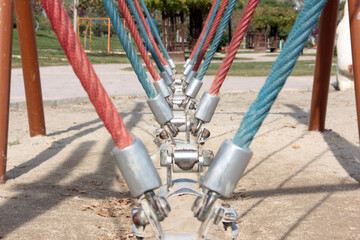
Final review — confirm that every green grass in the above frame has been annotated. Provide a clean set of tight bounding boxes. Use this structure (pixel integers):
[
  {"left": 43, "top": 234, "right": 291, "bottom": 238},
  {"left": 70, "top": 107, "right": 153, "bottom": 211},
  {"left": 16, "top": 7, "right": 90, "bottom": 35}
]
[
  {"left": 263, "top": 53, "right": 317, "bottom": 57},
  {"left": 124, "top": 60, "right": 336, "bottom": 76},
  {"left": 11, "top": 29, "right": 333, "bottom": 77},
  {"left": 12, "top": 29, "right": 130, "bottom": 68}
]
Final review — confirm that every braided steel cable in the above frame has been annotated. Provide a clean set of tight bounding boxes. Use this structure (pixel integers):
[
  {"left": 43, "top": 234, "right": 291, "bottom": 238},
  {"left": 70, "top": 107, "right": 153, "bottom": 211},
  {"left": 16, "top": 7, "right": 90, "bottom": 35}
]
[
  {"left": 188, "top": 0, "right": 221, "bottom": 65},
  {"left": 132, "top": 0, "right": 168, "bottom": 68},
  {"left": 197, "top": 0, "right": 238, "bottom": 81},
  {"left": 125, "top": 0, "right": 165, "bottom": 73},
  {"left": 102, "top": 0, "right": 156, "bottom": 98},
  {"left": 233, "top": 0, "right": 328, "bottom": 148},
  {"left": 193, "top": 0, "right": 229, "bottom": 71},
  {"left": 117, "top": 0, "right": 160, "bottom": 81},
  {"left": 40, "top": 0, "right": 133, "bottom": 149},
  {"left": 209, "top": 0, "right": 259, "bottom": 96},
  {"left": 139, "top": 0, "right": 171, "bottom": 61}
]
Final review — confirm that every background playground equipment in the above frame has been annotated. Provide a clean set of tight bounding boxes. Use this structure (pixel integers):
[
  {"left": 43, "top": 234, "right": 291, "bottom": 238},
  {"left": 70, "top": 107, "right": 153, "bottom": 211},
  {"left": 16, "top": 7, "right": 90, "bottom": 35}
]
[
  {"left": 1, "top": 0, "right": 360, "bottom": 238},
  {"left": 77, "top": 17, "right": 112, "bottom": 53},
  {"left": 76, "top": 17, "right": 136, "bottom": 53}
]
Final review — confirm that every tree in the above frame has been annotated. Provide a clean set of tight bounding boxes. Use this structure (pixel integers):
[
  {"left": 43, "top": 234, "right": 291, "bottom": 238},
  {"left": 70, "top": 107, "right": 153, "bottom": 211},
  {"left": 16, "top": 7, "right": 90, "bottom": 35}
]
[
  {"left": 145, "top": 0, "right": 212, "bottom": 44},
  {"left": 252, "top": 0, "right": 297, "bottom": 41}
]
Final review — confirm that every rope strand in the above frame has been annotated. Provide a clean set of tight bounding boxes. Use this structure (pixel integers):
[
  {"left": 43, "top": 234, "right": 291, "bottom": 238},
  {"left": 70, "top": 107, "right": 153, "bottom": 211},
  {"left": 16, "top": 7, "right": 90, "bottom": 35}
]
[
  {"left": 209, "top": 0, "right": 259, "bottom": 96},
  {"left": 102, "top": 0, "right": 156, "bottom": 98},
  {"left": 233, "top": 0, "right": 328, "bottom": 148},
  {"left": 117, "top": 0, "right": 160, "bottom": 81},
  {"left": 193, "top": 0, "right": 229, "bottom": 71},
  {"left": 40, "top": 0, "right": 133, "bottom": 149},
  {"left": 197, "top": 0, "right": 238, "bottom": 81},
  {"left": 133, "top": 0, "right": 167, "bottom": 67}
]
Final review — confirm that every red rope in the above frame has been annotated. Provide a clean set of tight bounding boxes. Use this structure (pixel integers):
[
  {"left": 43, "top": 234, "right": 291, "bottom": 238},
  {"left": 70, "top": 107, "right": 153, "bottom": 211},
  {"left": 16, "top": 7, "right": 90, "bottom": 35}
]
[
  {"left": 209, "top": 0, "right": 259, "bottom": 96},
  {"left": 133, "top": 0, "right": 168, "bottom": 67},
  {"left": 40, "top": 0, "right": 133, "bottom": 149},
  {"left": 193, "top": 0, "right": 229, "bottom": 71},
  {"left": 117, "top": 0, "right": 160, "bottom": 82},
  {"left": 188, "top": 0, "right": 218, "bottom": 61}
]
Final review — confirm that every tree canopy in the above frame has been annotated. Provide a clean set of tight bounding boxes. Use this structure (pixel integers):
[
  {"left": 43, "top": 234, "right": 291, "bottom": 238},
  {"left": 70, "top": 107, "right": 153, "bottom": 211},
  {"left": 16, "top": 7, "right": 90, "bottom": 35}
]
[{"left": 252, "top": 0, "right": 297, "bottom": 39}]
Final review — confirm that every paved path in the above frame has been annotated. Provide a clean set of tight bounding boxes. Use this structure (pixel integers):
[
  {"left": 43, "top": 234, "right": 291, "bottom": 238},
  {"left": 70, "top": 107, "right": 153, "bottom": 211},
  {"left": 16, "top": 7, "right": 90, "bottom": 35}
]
[
  {"left": 10, "top": 63, "right": 336, "bottom": 103},
  {"left": 10, "top": 49, "right": 335, "bottom": 103}
]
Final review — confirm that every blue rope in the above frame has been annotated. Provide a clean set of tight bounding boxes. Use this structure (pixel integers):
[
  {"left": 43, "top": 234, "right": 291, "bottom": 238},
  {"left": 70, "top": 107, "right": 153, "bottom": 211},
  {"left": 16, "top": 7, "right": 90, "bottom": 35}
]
[
  {"left": 197, "top": 0, "right": 237, "bottom": 81},
  {"left": 189, "top": 0, "right": 221, "bottom": 66},
  {"left": 139, "top": 0, "right": 171, "bottom": 61},
  {"left": 233, "top": 0, "right": 328, "bottom": 148},
  {"left": 126, "top": 0, "right": 165, "bottom": 72},
  {"left": 102, "top": 0, "right": 156, "bottom": 99}
]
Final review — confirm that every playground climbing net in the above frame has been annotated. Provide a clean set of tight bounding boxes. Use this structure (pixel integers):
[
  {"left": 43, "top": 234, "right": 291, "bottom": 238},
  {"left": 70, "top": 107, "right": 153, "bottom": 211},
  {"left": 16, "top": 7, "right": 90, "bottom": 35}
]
[{"left": 39, "top": 0, "right": 329, "bottom": 238}]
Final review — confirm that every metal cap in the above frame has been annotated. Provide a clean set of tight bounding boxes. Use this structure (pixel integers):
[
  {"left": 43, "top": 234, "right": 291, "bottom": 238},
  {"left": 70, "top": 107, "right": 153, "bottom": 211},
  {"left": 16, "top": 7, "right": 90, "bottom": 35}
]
[
  {"left": 113, "top": 139, "right": 162, "bottom": 197},
  {"left": 168, "top": 58, "right": 176, "bottom": 70},
  {"left": 164, "top": 65, "right": 174, "bottom": 80},
  {"left": 183, "top": 58, "right": 191, "bottom": 68},
  {"left": 202, "top": 139, "right": 252, "bottom": 197},
  {"left": 185, "top": 78, "right": 203, "bottom": 99},
  {"left": 154, "top": 78, "right": 171, "bottom": 98},
  {"left": 160, "top": 70, "right": 174, "bottom": 86},
  {"left": 182, "top": 63, "right": 193, "bottom": 76},
  {"left": 147, "top": 93, "right": 174, "bottom": 125},
  {"left": 184, "top": 70, "right": 198, "bottom": 85},
  {"left": 195, "top": 91, "right": 220, "bottom": 123}
]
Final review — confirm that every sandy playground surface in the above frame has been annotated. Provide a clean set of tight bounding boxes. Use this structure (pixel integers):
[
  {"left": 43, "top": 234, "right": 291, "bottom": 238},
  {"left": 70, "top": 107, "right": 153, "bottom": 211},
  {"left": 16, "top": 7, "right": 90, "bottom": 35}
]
[{"left": 1, "top": 89, "right": 360, "bottom": 239}]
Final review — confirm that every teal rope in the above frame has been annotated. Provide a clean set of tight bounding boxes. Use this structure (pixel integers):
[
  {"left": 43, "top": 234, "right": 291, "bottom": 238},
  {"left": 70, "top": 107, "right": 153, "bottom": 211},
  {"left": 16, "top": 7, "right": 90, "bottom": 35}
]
[
  {"left": 126, "top": 0, "right": 165, "bottom": 72},
  {"left": 197, "top": 0, "right": 237, "bottom": 81},
  {"left": 233, "top": 0, "right": 328, "bottom": 148},
  {"left": 189, "top": 0, "right": 221, "bottom": 66},
  {"left": 102, "top": 0, "right": 156, "bottom": 99},
  {"left": 139, "top": 0, "right": 171, "bottom": 61}
]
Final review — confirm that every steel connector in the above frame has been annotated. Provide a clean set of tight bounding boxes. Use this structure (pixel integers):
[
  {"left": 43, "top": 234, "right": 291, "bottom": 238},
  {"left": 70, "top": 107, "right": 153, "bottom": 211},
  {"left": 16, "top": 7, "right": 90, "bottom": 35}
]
[
  {"left": 164, "top": 65, "right": 175, "bottom": 81},
  {"left": 184, "top": 70, "right": 198, "bottom": 85},
  {"left": 182, "top": 63, "right": 193, "bottom": 76},
  {"left": 195, "top": 91, "right": 220, "bottom": 123},
  {"left": 202, "top": 139, "right": 253, "bottom": 197},
  {"left": 183, "top": 58, "right": 191, "bottom": 68},
  {"left": 160, "top": 70, "right": 174, "bottom": 86},
  {"left": 147, "top": 93, "right": 174, "bottom": 126},
  {"left": 168, "top": 58, "right": 176, "bottom": 71},
  {"left": 154, "top": 78, "right": 171, "bottom": 98},
  {"left": 113, "top": 139, "right": 162, "bottom": 197},
  {"left": 185, "top": 78, "right": 203, "bottom": 99}
]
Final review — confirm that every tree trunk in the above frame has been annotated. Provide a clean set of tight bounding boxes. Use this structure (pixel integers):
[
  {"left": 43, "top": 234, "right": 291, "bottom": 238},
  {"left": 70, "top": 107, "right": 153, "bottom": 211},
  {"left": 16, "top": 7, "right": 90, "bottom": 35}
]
[{"left": 189, "top": 7, "right": 203, "bottom": 46}]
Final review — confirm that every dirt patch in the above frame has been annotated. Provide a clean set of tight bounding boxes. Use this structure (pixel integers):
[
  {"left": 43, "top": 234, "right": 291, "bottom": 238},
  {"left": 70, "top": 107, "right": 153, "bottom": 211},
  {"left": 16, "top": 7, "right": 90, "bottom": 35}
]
[{"left": 1, "top": 90, "right": 359, "bottom": 239}]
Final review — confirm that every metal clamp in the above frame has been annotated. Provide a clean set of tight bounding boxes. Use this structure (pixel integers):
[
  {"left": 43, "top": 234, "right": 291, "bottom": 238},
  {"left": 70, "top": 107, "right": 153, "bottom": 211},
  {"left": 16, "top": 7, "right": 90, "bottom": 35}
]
[
  {"left": 113, "top": 139, "right": 162, "bottom": 197},
  {"left": 183, "top": 58, "right": 191, "bottom": 68},
  {"left": 154, "top": 78, "right": 171, "bottom": 98},
  {"left": 184, "top": 70, "right": 198, "bottom": 85},
  {"left": 147, "top": 93, "right": 174, "bottom": 126},
  {"left": 202, "top": 139, "right": 253, "bottom": 197},
  {"left": 195, "top": 91, "right": 220, "bottom": 123},
  {"left": 185, "top": 77, "right": 203, "bottom": 99},
  {"left": 182, "top": 63, "right": 193, "bottom": 76},
  {"left": 164, "top": 64, "right": 175, "bottom": 79},
  {"left": 160, "top": 70, "right": 174, "bottom": 86},
  {"left": 168, "top": 58, "right": 176, "bottom": 71}
]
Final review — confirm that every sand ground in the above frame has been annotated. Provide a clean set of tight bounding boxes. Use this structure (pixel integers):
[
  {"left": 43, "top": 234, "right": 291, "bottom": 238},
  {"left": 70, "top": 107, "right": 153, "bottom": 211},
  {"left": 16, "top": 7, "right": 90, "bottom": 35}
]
[{"left": 1, "top": 87, "right": 359, "bottom": 239}]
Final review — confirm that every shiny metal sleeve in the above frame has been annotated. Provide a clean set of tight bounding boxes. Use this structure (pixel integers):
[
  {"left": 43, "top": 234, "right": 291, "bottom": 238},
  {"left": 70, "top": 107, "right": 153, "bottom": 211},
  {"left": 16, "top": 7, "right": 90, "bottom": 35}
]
[
  {"left": 202, "top": 139, "right": 253, "bottom": 197},
  {"left": 113, "top": 139, "right": 162, "bottom": 197}
]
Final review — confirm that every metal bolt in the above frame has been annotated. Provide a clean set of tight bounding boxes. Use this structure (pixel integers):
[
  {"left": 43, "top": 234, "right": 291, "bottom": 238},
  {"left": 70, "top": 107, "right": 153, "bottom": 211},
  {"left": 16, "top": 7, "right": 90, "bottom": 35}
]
[
  {"left": 159, "top": 129, "right": 169, "bottom": 139},
  {"left": 214, "top": 207, "right": 225, "bottom": 225},
  {"left": 202, "top": 128, "right": 211, "bottom": 138}
]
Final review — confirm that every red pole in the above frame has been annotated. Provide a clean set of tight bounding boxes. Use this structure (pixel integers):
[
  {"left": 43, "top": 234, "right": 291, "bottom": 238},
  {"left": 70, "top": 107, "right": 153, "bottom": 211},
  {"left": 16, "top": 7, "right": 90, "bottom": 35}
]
[
  {"left": 348, "top": 0, "right": 360, "bottom": 140},
  {"left": 0, "top": 0, "right": 13, "bottom": 184},
  {"left": 14, "top": 0, "right": 46, "bottom": 137},
  {"left": 308, "top": 0, "right": 339, "bottom": 131}
]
